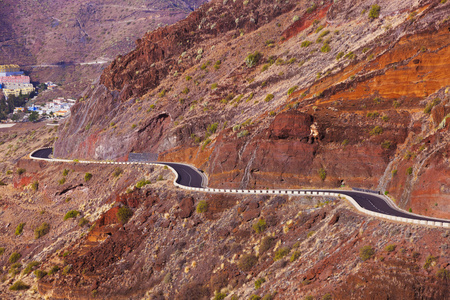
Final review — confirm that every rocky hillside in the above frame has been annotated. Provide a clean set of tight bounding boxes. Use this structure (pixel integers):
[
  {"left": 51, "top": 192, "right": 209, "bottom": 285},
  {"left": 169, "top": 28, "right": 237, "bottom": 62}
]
[
  {"left": 0, "top": 126, "right": 449, "bottom": 298},
  {"left": 0, "top": 0, "right": 208, "bottom": 96},
  {"left": 55, "top": 0, "right": 450, "bottom": 219}
]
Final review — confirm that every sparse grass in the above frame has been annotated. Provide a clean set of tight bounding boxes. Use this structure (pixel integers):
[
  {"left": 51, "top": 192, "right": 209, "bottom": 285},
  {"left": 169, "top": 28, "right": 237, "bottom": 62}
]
[
  {"left": 117, "top": 206, "right": 133, "bottom": 223},
  {"left": 274, "top": 247, "right": 290, "bottom": 261},
  {"left": 34, "top": 222, "right": 50, "bottom": 239},
  {"left": 9, "top": 252, "right": 21, "bottom": 264},
  {"left": 64, "top": 210, "right": 80, "bottom": 221},
  {"left": 359, "top": 245, "right": 375, "bottom": 261},
  {"left": 252, "top": 218, "right": 266, "bottom": 234},
  {"left": 15, "top": 223, "right": 25, "bottom": 236},
  {"left": 238, "top": 254, "right": 258, "bottom": 271},
  {"left": 196, "top": 201, "right": 208, "bottom": 213}
]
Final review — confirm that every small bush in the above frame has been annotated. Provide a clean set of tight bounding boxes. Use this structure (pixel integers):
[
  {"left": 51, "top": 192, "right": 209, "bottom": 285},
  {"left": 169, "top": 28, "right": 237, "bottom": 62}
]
[
  {"left": 424, "top": 255, "right": 436, "bottom": 269},
  {"left": 84, "top": 173, "right": 92, "bottom": 182},
  {"left": 59, "top": 177, "right": 66, "bottom": 185},
  {"left": 265, "top": 94, "right": 274, "bottom": 102},
  {"left": 64, "top": 210, "right": 80, "bottom": 221},
  {"left": 290, "top": 251, "right": 301, "bottom": 262},
  {"left": 117, "top": 206, "right": 133, "bottom": 223},
  {"left": 368, "top": 4, "right": 381, "bottom": 19},
  {"left": 48, "top": 265, "right": 60, "bottom": 275},
  {"left": 370, "top": 126, "right": 383, "bottom": 135},
  {"left": 321, "top": 43, "right": 331, "bottom": 53},
  {"left": 9, "top": 280, "right": 29, "bottom": 291},
  {"left": 136, "top": 179, "right": 151, "bottom": 188},
  {"left": 15, "top": 223, "right": 25, "bottom": 236},
  {"left": 255, "top": 277, "right": 266, "bottom": 289},
  {"left": 207, "top": 123, "right": 218, "bottom": 134},
  {"left": 214, "top": 292, "right": 227, "bottom": 300},
  {"left": 260, "top": 236, "right": 274, "bottom": 253},
  {"left": 315, "top": 25, "right": 324, "bottom": 33},
  {"left": 301, "top": 40, "right": 312, "bottom": 47},
  {"left": 385, "top": 244, "right": 396, "bottom": 252},
  {"left": 253, "top": 218, "right": 267, "bottom": 234},
  {"left": 237, "top": 130, "right": 249, "bottom": 138},
  {"left": 214, "top": 60, "right": 221, "bottom": 70},
  {"left": 245, "top": 51, "right": 262, "bottom": 68},
  {"left": 182, "top": 87, "right": 190, "bottom": 94},
  {"left": 34, "top": 222, "right": 50, "bottom": 239},
  {"left": 381, "top": 140, "right": 391, "bottom": 149},
  {"left": 436, "top": 268, "right": 450, "bottom": 280},
  {"left": 112, "top": 168, "right": 123, "bottom": 177},
  {"left": 23, "top": 261, "right": 40, "bottom": 275},
  {"left": 345, "top": 51, "right": 355, "bottom": 59},
  {"left": 62, "top": 169, "right": 69, "bottom": 176},
  {"left": 78, "top": 217, "right": 89, "bottom": 227},
  {"left": 197, "top": 201, "right": 208, "bottom": 213},
  {"left": 424, "top": 98, "right": 441, "bottom": 114},
  {"left": 0, "top": 247, "right": 5, "bottom": 255},
  {"left": 336, "top": 52, "right": 344, "bottom": 60},
  {"left": 274, "top": 247, "right": 290, "bottom": 261},
  {"left": 17, "top": 168, "right": 26, "bottom": 175},
  {"left": 31, "top": 181, "right": 39, "bottom": 191},
  {"left": 34, "top": 269, "right": 47, "bottom": 279},
  {"left": 62, "top": 265, "right": 72, "bottom": 275},
  {"left": 9, "top": 252, "right": 21, "bottom": 264},
  {"left": 287, "top": 86, "right": 298, "bottom": 95},
  {"left": 250, "top": 295, "right": 261, "bottom": 300},
  {"left": 211, "top": 83, "right": 218, "bottom": 89},
  {"left": 238, "top": 254, "right": 258, "bottom": 271},
  {"left": 318, "top": 168, "right": 327, "bottom": 181},
  {"left": 359, "top": 245, "right": 375, "bottom": 261},
  {"left": 406, "top": 167, "right": 413, "bottom": 175},
  {"left": 322, "top": 294, "right": 332, "bottom": 300}
]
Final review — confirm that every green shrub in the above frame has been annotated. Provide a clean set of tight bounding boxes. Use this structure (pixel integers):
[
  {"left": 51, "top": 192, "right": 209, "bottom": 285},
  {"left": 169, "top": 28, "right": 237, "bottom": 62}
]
[
  {"left": 250, "top": 295, "right": 261, "bottom": 300},
  {"left": 260, "top": 236, "right": 274, "bottom": 253},
  {"left": 158, "top": 89, "right": 166, "bottom": 98},
  {"left": 381, "top": 140, "right": 391, "bottom": 149},
  {"left": 253, "top": 218, "right": 267, "bottom": 234},
  {"left": 391, "top": 169, "right": 397, "bottom": 176},
  {"left": 207, "top": 123, "right": 219, "bottom": 134},
  {"left": 385, "top": 244, "right": 396, "bottom": 252},
  {"left": 287, "top": 86, "right": 298, "bottom": 95},
  {"left": 84, "top": 173, "right": 92, "bottom": 182},
  {"left": 321, "top": 43, "right": 331, "bottom": 53},
  {"left": 424, "top": 98, "right": 441, "bottom": 114},
  {"left": 136, "top": 179, "right": 151, "bottom": 188},
  {"left": 406, "top": 167, "right": 413, "bottom": 175},
  {"left": 274, "top": 247, "right": 290, "bottom": 261},
  {"left": 48, "top": 265, "right": 59, "bottom": 275},
  {"left": 265, "top": 94, "right": 274, "bottom": 102},
  {"left": 345, "top": 51, "right": 355, "bottom": 59},
  {"left": 9, "top": 252, "right": 21, "bottom": 264},
  {"left": 59, "top": 177, "right": 66, "bottom": 185},
  {"left": 359, "top": 245, "right": 375, "bottom": 261},
  {"left": 237, "top": 130, "right": 249, "bottom": 138},
  {"left": 315, "top": 25, "right": 324, "bottom": 33},
  {"left": 23, "top": 261, "right": 40, "bottom": 275},
  {"left": 78, "top": 217, "right": 89, "bottom": 227},
  {"left": 238, "top": 254, "right": 258, "bottom": 271},
  {"left": 0, "top": 247, "right": 5, "bottom": 255},
  {"left": 112, "top": 168, "right": 123, "bottom": 177},
  {"left": 34, "top": 269, "right": 47, "bottom": 279},
  {"left": 62, "top": 265, "right": 72, "bottom": 275},
  {"left": 368, "top": 4, "right": 381, "bottom": 19},
  {"left": 31, "top": 181, "right": 39, "bottom": 191},
  {"left": 15, "top": 223, "right": 25, "bottom": 236},
  {"left": 9, "top": 262, "right": 22, "bottom": 276},
  {"left": 245, "top": 51, "right": 262, "bottom": 68},
  {"left": 290, "top": 250, "right": 301, "bottom": 262},
  {"left": 424, "top": 255, "right": 436, "bottom": 269},
  {"left": 64, "top": 210, "right": 80, "bottom": 221},
  {"left": 117, "top": 206, "right": 133, "bottom": 223},
  {"left": 211, "top": 83, "right": 218, "bottom": 89},
  {"left": 370, "top": 126, "right": 383, "bottom": 135},
  {"left": 255, "top": 277, "right": 266, "bottom": 289},
  {"left": 214, "top": 60, "right": 222, "bottom": 70},
  {"left": 157, "top": 175, "right": 164, "bottom": 181},
  {"left": 202, "top": 138, "right": 212, "bottom": 150},
  {"left": 197, "top": 201, "right": 208, "bottom": 213},
  {"left": 185, "top": 75, "right": 192, "bottom": 81},
  {"left": 214, "top": 292, "right": 227, "bottom": 300},
  {"left": 9, "top": 280, "right": 29, "bottom": 291},
  {"left": 182, "top": 87, "right": 190, "bottom": 94},
  {"left": 62, "top": 169, "right": 69, "bottom": 176},
  {"left": 318, "top": 168, "right": 327, "bottom": 181},
  {"left": 17, "top": 168, "right": 26, "bottom": 175},
  {"left": 322, "top": 293, "right": 332, "bottom": 300},
  {"left": 34, "top": 222, "right": 50, "bottom": 239},
  {"left": 301, "top": 40, "right": 312, "bottom": 47},
  {"left": 306, "top": 4, "right": 317, "bottom": 13},
  {"left": 319, "top": 30, "right": 330, "bottom": 38}
]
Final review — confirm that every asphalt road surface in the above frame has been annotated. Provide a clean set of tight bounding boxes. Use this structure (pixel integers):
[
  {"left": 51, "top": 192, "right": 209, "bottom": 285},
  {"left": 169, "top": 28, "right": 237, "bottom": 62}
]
[{"left": 30, "top": 148, "right": 449, "bottom": 223}]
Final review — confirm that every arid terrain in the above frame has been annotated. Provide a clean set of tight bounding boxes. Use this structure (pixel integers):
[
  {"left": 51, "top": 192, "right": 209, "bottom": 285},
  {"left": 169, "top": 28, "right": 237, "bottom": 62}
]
[{"left": 0, "top": 0, "right": 449, "bottom": 299}]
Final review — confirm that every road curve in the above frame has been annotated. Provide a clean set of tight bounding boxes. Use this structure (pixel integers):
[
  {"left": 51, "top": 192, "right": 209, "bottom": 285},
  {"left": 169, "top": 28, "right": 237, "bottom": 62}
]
[{"left": 30, "top": 148, "right": 450, "bottom": 227}]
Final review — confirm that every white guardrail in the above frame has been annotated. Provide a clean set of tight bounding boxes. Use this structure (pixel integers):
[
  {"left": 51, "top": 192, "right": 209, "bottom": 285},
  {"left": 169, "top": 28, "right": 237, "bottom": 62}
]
[{"left": 29, "top": 150, "right": 450, "bottom": 229}]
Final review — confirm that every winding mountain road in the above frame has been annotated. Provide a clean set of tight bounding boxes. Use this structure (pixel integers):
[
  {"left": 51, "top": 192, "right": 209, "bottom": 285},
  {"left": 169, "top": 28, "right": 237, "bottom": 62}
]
[{"left": 30, "top": 148, "right": 450, "bottom": 228}]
